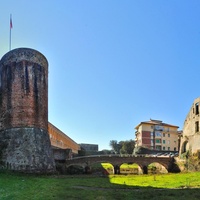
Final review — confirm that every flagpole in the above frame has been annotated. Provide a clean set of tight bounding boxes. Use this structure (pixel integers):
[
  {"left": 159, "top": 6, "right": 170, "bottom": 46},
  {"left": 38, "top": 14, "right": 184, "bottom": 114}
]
[{"left": 9, "top": 14, "right": 12, "bottom": 51}]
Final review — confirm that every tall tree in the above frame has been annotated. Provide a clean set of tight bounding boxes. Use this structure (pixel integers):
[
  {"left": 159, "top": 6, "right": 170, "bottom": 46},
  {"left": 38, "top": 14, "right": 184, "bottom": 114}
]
[
  {"left": 109, "top": 140, "right": 121, "bottom": 154},
  {"left": 109, "top": 139, "right": 135, "bottom": 154},
  {"left": 121, "top": 140, "right": 135, "bottom": 154}
]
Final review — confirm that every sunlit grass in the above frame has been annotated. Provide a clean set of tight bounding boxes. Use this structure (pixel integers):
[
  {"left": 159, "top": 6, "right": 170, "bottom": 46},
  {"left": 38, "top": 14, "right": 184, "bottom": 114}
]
[
  {"left": 0, "top": 171, "right": 200, "bottom": 199},
  {"left": 101, "top": 162, "right": 168, "bottom": 175},
  {"left": 109, "top": 172, "right": 200, "bottom": 188},
  {"left": 101, "top": 163, "right": 140, "bottom": 174}
]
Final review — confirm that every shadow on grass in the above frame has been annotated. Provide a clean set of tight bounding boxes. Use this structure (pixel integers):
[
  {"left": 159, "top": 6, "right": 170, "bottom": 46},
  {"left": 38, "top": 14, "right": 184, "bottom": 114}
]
[{"left": 0, "top": 170, "right": 200, "bottom": 200}]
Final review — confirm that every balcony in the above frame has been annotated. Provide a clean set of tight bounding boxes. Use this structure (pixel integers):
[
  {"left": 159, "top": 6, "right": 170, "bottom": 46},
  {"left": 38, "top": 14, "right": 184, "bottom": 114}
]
[
  {"left": 155, "top": 139, "right": 161, "bottom": 144},
  {"left": 154, "top": 125, "right": 164, "bottom": 131},
  {"left": 135, "top": 131, "right": 140, "bottom": 136}
]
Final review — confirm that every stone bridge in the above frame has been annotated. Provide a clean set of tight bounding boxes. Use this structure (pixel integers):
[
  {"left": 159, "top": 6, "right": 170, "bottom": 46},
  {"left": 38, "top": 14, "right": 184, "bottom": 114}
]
[{"left": 64, "top": 155, "right": 177, "bottom": 174}]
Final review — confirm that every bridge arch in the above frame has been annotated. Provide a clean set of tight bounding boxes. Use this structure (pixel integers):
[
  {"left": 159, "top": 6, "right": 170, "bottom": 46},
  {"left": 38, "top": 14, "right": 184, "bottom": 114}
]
[
  {"left": 64, "top": 164, "right": 85, "bottom": 174},
  {"left": 119, "top": 163, "right": 143, "bottom": 175},
  {"left": 91, "top": 162, "right": 115, "bottom": 175},
  {"left": 147, "top": 162, "right": 168, "bottom": 174},
  {"left": 64, "top": 155, "right": 175, "bottom": 174}
]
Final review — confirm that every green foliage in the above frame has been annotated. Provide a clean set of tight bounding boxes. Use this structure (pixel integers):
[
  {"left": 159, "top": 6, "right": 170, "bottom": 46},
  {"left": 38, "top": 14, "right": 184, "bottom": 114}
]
[
  {"left": 120, "top": 140, "right": 135, "bottom": 154},
  {"left": 133, "top": 146, "right": 152, "bottom": 155},
  {"left": 109, "top": 140, "right": 121, "bottom": 154},
  {"left": 109, "top": 139, "right": 135, "bottom": 154}
]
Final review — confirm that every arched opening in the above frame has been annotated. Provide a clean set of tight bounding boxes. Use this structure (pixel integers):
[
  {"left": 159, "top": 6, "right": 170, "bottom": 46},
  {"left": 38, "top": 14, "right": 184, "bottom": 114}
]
[
  {"left": 148, "top": 162, "right": 168, "bottom": 174},
  {"left": 181, "top": 140, "right": 189, "bottom": 154},
  {"left": 88, "top": 162, "right": 115, "bottom": 175},
  {"left": 101, "top": 163, "right": 114, "bottom": 175},
  {"left": 66, "top": 164, "right": 85, "bottom": 175},
  {"left": 120, "top": 163, "right": 142, "bottom": 175}
]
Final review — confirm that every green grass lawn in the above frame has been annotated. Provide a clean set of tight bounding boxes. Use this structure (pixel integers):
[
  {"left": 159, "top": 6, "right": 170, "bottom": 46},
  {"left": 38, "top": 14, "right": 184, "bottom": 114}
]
[
  {"left": 109, "top": 172, "right": 200, "bottom": 188},
  {"left": 0, "top": 172, "right": 200, "bottom": 200},
  {"left": 0, "top": 170, "right": 200, "bottom": 200}
]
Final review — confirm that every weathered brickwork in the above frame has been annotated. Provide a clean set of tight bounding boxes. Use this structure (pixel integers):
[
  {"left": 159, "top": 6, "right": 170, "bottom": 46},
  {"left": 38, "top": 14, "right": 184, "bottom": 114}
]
[
  {"left": 0, "top": 48, "right": 55, "bottom": 173},
  {"left": 0, "top": 48, "right": 48, "bottom": 130},
  {"left": 0, "top": 128, "right": 55, "bottom": 173}
]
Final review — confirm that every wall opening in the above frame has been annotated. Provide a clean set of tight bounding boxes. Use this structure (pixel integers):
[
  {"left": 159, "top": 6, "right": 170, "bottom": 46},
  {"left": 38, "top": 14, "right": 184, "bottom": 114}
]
[
  {"left": 195, "top": 121, "right": 199, "bottom": 133},
  {"left": 181, "top": 141, "right": 189, "bottom": 154},
  {"left": 195, "top": 103, "right": 199, "bottom": 115}
]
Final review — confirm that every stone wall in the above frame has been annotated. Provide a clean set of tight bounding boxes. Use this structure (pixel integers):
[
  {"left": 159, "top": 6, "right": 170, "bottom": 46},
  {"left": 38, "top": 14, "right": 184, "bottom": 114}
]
[
  {"left": 53, "top": 148, "right": 72, "bottom": 161},
  {"left": 0, "top": 128, "right": 55, "bottom": 173},
  {"left": 181, "top": 97, "right": 200, "bottom": 154}
]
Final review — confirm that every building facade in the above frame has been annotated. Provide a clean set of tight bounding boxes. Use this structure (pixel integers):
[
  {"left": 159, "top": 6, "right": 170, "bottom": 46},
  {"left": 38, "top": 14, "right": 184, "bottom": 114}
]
[
  {"left": 48, "top": 122, "right": 80, "bottom": 154},
  {"left": 135, "top": 119, "right": 179, "bottom": 152},
  {"left": 180, "top": 97, "right": 200, "bottom": 154},
  {"left": 79, "top": 143, "right": 99, "bottom": 152}
]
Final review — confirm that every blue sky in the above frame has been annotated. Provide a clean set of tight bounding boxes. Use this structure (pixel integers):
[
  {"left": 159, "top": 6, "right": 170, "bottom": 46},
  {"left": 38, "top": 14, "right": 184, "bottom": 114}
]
[{"left": 0, "top": 1, "right": 200, "bottom": 150}]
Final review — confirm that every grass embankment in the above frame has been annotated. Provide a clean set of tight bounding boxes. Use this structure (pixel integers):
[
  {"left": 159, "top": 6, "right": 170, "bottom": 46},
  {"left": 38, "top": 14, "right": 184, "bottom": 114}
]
[{"left": 0, "top": 171, "right": 200, "bottom": 200}]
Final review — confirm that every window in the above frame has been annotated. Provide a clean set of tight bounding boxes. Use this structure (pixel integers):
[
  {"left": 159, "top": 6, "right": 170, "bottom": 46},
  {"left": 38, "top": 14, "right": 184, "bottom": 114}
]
[
  {"left": 163, "top": 140, "right": 165, "bottom": 144},
  {"left": 156, "top": 146, "right": 161, "bottom": 150},
  {"left": 168, "top": 133, "right": 170, "bottom": 137},
  {"left": 155, "top": 125, "right": 164, "bottom": 131},
  {"left": 195, "top": 121, "right": 199, "bottom": 132},
  {"left": 155, "top": 132, "right": 161, "bottom": 137},
  {"left": 156, "top": 139, "right": 161, "bottom": 143},
  {"left": 174, "top": 147, "right": 176, "bottom": 151},
  {"left": 163, "top": 147, "right": 166, "bottom": 150},
  {"left": 151, "top": 132, "right": 154, "bottom": 136},
  {"left": 168, "top": 147, "right": 170, "bottom": 150},
  {"left": 167, "top": 140, "right": 170, "bottom": 144},
  {"left": 163, "top": 133, "right": 165, "bottom": 137},
  {"left": 195, "top": 103, "right": 199, "bottom": 115}
]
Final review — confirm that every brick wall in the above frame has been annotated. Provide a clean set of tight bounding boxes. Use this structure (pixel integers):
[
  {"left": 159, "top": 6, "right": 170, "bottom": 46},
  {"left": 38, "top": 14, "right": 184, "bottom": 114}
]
[
  {"left": 142, "top": 131, "right": 151, "bottom": 147},
  {"left": 48, "top": 122, "right": 80, "bottom": 154},
  {"left": 0, "top": 48, "right": 48, "bottom": 131}
]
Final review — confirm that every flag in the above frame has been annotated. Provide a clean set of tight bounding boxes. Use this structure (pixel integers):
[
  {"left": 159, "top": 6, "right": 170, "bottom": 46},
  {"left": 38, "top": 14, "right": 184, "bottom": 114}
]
[
  {"left": 9, "top": 14, "right": 12, "bottom": 51},
  {"left": 10, "top": 15, "right": 12, "bottom": 29}
]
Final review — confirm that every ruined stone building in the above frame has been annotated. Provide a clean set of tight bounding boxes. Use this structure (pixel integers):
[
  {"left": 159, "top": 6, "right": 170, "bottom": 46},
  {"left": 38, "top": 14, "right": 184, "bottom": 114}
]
[{"left": 180, "top": 97, "right": 200, "bottom": 154}]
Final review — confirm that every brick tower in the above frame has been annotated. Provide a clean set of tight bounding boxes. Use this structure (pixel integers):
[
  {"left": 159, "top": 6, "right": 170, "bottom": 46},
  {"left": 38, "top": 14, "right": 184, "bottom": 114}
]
[{"left": 0, "top": 48, "right": 55, "bottom": 173}]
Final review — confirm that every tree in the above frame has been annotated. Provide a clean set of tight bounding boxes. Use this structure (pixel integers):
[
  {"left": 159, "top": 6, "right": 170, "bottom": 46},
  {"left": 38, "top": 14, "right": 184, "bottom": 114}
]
[
  {"left": 109, "top": 139, "right": 135, "bottom": 154},
  {"left": 121, "top": 140, "right": 135, "bottom": 154},
  {"left": 109, "top": 140, "right": 121, "bottom": 154}
]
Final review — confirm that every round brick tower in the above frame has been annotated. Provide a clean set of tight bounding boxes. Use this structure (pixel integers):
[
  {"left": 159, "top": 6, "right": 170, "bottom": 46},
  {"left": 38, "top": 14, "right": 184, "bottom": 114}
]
[{"left": 0, "top": 48, "right": 55, "bottom": 173}]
